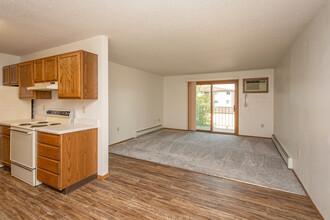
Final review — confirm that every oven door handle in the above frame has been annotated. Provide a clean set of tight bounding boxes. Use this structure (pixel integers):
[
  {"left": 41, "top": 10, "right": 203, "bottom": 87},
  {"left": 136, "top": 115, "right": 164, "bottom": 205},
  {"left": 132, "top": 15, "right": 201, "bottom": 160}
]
[{"left": 10, "top": 129, "right": 32, "bottom": 135}]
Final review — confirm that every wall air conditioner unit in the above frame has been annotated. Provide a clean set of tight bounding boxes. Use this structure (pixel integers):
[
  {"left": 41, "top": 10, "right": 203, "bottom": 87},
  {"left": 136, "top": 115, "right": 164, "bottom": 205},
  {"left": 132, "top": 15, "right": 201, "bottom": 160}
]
[{"left": 243, "top": 78, "right": 268, "bottom": 93}]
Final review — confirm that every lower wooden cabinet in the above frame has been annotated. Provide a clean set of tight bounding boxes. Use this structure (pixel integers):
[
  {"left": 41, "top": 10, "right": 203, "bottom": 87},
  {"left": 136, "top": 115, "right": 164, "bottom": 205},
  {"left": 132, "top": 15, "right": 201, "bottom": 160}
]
[
  {"left": 37, "top": 129, "right": 97, "bottom": 191},
  {"left": 0, "top": 125, "right": 11, "bottom": 168}
]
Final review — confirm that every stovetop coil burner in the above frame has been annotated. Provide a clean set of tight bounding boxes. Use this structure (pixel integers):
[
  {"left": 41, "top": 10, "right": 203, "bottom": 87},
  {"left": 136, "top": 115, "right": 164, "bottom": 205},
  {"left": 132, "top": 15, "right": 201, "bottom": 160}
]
[
  {"left": 19, "top": 123, "right": 32, "bottom": 126},
  {"left": 30, "top": 125, "right": 48, "bottom": 128},
  {"left": 49, "top": 123, "right": 61, "bottom": 126}
]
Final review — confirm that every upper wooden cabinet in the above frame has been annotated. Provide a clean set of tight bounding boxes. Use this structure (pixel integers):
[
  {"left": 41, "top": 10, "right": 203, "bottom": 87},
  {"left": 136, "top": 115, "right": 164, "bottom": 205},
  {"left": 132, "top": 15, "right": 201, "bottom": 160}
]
[
  {"left": 9, "top": 65, "right": 19, "bottom": 85},
  {"left": 44, "top": 56, "right": 58, "bottom": 81},
  {"left": 3, "top": 50, "right": 97, "bottom": 99},
  {"left": 2, "top": 66, "right": 9, "bottom": 85},
  {"left": 18, "top": 61, "right": 51, "bottom": 99},
  {"left": 34, "top": 56, "right": 58, "bottom": 83},
  {"left": 58, "top": 51, "right": 98, "bottom": 99},
  {"left": 2, "top": 65, "right": 18, "bottom": 86},
  {"left": 34, "top": 59, "right": 44, "bottom": 82}
]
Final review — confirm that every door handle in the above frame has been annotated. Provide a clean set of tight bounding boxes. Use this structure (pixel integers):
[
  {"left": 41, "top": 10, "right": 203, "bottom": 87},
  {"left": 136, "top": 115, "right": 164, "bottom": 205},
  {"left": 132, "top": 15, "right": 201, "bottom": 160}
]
[{"left": 233, "top": 105, "right": 237, "bottom": 112}]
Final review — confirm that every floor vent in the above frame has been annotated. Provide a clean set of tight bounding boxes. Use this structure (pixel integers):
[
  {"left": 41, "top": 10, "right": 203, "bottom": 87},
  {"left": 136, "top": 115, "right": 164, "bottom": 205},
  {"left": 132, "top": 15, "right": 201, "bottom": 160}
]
[
  {"left": 136, "top": 125, "right": 162, "bottom": 137},
  {"left": 272, "top": 135, "right": 293, "bottom": 169}
]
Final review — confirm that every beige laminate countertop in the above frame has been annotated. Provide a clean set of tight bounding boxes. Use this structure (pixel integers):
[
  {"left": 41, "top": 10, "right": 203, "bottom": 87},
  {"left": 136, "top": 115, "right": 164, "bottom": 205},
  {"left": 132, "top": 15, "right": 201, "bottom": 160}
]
[{"left": 35, "top": 124, "right": 98, "bottom": 135}]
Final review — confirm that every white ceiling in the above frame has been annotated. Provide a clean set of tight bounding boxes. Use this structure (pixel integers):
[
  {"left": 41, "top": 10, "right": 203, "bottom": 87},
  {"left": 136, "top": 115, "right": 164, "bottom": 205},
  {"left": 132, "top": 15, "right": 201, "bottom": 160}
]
[{"left": 0, "top": 0, "right": 326, "bottom": 75}]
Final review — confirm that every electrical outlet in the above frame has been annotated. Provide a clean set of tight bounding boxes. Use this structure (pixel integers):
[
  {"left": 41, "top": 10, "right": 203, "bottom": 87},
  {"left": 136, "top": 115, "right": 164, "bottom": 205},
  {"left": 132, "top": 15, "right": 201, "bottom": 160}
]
[
  {"left": 117, "top": 127, "right": 120, "bottom": 132},
  {"left": 297, "top": 149, "right": 300, "bottom": 158},
  {"left": 261, "top": 124, "right": 264, "bottom": 128},
  {"left": 158, "top": 118, "right": 160, "bottom": 122},
  {"left": 154, "top": 119, "right": 156, "bottom": 123},
  {"left": 43, "top": 105, "right": 46, "bottom": 111},
  {"left": 82, "top": 106, "right": 86, "bottom": 113}
]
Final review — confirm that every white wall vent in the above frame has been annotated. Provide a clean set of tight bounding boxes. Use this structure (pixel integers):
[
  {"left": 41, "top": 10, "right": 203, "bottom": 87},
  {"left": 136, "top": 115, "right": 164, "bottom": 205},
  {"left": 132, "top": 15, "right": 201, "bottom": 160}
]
[
  {"left": 243, "top": 78, "right": 268, "bottom": 93},
  {"left": 135, "top": 125, "right": 162, "bottom": 137},
  {"left": 272, "top": 135, "right": 293, "bottom": 169}
]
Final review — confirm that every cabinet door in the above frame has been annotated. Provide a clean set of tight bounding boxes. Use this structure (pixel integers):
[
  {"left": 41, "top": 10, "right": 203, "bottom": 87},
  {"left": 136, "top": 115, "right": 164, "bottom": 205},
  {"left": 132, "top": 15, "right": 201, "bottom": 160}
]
[
  {"left": 34, "top": 59, "right": 44, "bottom": 82},
  {"left": 2, "top": 66, "right": 9, "bottom": 85},
  {"left": 9, "top": 65, "right": 18, "bottom": 85},
  {"left": 58, "top": 51, "right": 82, "bottom": 98},
  {"left": 0, "top": 134, "right": 10, "bottom": 168},
  {"left": 19, "top": 62, "right": 35, "bottom": 98},
  {"left": 44, "top": 56, "right": 58, "bottom": 82}
]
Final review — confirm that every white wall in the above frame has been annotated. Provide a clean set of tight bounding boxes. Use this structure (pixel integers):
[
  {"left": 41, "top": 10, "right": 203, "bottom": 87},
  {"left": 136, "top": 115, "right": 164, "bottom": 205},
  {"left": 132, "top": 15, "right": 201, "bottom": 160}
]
[
  {"left": 0, "top": 53, "right": 31, "bottom": 121},
  {"left": 164, "top": 69, "right": 274, "bottom": 137},
  {"left": 274, "top": 1, "right": 330, "bottom": 218},
  {"left": 0, "top": 53, "right": 20, "bottom": 85},
  {"left": 109, "top": 62, "right": 163, "bottom": 145},
  {"left": 20, "top": 36, "right": 109, "bottom": 176}
]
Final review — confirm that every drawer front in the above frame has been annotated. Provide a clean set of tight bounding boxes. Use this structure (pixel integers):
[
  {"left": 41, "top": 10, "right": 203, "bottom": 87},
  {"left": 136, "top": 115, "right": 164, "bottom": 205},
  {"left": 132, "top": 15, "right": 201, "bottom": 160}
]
[
  {"left": 38, "top": 143, "right": 60, "bottom": 160},
  {"left": 38, "top": 156, "right": 60, "bottom": 174},
  {"left": 38, "top": 132, "right": 60, "bottom": 146},
  {"left": 0, "top": 126, "right": 10, "bottom": 135},
  {"left": 37, "top": 168, "right": 60, "bottom": 190}
]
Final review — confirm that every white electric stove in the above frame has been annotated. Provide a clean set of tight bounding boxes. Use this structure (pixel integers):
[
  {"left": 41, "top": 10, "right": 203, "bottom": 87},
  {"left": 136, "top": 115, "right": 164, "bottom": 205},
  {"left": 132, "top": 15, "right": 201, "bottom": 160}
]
[{"left": 10, "top": 110, "right": 74, "bottom": 186}]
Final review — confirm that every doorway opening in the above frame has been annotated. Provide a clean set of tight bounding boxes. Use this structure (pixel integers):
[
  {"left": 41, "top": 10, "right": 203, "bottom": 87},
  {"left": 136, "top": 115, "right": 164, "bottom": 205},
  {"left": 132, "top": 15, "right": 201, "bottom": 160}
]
[{"left": 196, "top": 80, "right": 238, "bottom": 134}]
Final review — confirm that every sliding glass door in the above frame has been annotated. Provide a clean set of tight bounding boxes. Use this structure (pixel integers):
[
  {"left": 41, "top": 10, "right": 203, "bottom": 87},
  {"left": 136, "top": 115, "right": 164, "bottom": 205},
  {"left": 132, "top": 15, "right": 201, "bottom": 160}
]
[
  {"left": 196, "top": 85, "right": 211, "bottom": 131},
  {"left": 212, "top": 83, "right": 236, "bottom": 133},
  {"left": 196, "top": 80, "right": 238, "bottom": 134}
]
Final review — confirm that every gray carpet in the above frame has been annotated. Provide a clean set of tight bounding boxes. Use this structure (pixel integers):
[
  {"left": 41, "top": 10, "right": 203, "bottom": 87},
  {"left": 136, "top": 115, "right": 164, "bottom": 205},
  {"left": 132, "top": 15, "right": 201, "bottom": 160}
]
[{"left": 109, "top": 130, "right": 305, "bottom": 195}]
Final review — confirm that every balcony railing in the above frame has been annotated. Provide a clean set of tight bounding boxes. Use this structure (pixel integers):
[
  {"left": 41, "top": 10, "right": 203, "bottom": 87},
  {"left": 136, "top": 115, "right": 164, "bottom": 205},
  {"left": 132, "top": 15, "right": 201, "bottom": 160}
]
[{"left": 213, "top": 106, "right": 235, "bottom": 131}]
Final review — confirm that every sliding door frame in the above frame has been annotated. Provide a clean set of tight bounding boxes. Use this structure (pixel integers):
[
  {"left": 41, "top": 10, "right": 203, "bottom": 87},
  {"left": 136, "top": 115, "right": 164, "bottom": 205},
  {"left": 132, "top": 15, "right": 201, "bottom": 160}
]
[{"left": 196, "top": 80, "right": 239, "bottom": 135}]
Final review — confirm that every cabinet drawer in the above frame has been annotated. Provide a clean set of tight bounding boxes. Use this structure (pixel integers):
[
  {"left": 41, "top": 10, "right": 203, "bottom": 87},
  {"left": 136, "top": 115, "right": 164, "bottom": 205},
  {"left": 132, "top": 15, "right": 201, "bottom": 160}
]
[
  {"left": 38, "top": 156, "right": 60, "bottom": 174},
  {"left": 0, "top": 126, "right": 10, "bottom": 135},
  {"left": 38, "top": 143, "right": 60, "bottom": 160},
  {"left": 37, "top": 168, "right": 60, "bottom": 190},
  {"left": 38, "top": 132, "right": 60, "bottom": 146}
]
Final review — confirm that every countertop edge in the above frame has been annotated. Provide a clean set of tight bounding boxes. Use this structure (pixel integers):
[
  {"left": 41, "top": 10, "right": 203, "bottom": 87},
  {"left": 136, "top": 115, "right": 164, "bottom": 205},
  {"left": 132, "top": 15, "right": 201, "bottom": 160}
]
[{"left": 35, "top": 125, "right": 98, "bottom": 134}]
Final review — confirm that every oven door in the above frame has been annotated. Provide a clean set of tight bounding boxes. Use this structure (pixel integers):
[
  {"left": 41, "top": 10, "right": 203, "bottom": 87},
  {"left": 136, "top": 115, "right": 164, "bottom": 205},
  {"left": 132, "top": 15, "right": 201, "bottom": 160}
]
[{"left": 10, "top": 127, "right": 35, "bottom": 169}]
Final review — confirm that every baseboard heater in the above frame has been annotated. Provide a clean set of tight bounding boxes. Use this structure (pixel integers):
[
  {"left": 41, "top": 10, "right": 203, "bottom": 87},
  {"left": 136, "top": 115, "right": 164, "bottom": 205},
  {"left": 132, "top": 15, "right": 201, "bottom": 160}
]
[
  {"left": 135, "top": 125, "right": 162, "bottom": 137},
  {"left": 272, "top": 135, "right": 293, "bottom": 169}
]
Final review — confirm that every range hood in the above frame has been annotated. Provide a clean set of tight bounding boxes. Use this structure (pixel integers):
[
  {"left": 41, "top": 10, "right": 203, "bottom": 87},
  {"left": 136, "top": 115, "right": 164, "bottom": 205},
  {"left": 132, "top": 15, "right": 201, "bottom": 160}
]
[{"left": 27, "top": 82, "right": 58, "bottom": 91}]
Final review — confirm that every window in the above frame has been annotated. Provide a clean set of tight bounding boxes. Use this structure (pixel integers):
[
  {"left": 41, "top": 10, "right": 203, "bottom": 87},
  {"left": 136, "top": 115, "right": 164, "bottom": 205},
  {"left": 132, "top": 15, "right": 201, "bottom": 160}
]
[
  {"left": 226, "top": 91, "right": 230, "bottom": 95},
  {"left": 226, "top": 100, "right": 230, "bottom": 104}
]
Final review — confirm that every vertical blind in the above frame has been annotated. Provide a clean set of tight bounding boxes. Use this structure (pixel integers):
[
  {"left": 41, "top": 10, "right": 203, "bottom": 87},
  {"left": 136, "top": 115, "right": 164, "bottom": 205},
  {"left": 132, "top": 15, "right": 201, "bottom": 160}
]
[{"left": 188, "top": 82, "right": 196, "bottom": 131}]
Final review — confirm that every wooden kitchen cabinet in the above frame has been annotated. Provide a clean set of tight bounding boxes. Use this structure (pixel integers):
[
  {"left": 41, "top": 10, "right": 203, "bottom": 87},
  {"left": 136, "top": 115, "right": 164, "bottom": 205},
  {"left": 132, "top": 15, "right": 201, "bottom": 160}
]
[
  {"left": 18, "top": 61, "right": 51, "bottom": 99},
  {"left": 37, "top": 129, "right": 97, "bottom": 192},
  {"left": 2, "top": 66, "right": 9, "bottom": 85},
  {"left": 33, "top": 59, "right": 44, "bottom": 82},
  {"left": 0, "top": 125, "right": 11, "bottom": 168},
  {"left": 2, "top": 65, "right": 18, "bottom": 86},
  {"left": 34, "top": 56, "right": 58, "bottom": 82},
  {"left": 9, "top": 65, "right": 19, "bottom": 85},
  {"left": 44, "top": 56, "right": 58, "bottom": 81},
  {"left": 58, "top": 51, "right": 98, "bottom": 99}
]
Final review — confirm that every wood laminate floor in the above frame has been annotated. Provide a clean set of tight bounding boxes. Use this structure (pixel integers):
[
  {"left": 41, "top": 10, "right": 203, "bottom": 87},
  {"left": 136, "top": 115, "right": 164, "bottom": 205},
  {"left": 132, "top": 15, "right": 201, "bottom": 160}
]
[{"left": 0, "top": 153, "right": 321, "bottom": 219}]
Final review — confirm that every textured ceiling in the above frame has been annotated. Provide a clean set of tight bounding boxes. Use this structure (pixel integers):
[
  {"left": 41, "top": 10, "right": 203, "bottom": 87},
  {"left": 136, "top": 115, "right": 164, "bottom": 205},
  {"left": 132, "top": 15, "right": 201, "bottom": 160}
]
[{"left": 0, "top": 0, "right": 326, "bottom": 75}]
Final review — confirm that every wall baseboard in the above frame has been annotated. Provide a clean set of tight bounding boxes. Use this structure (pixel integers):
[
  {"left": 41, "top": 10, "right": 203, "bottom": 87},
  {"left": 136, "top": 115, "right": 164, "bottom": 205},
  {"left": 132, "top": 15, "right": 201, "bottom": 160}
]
[
  {"left": 97, "top": 173, "right": 109, "bottom": 180},
  {"left": 272, "top": 135, "right": 293, "bottom": 169},
  {"left": 292, "top": 170, "right": 324, "bottom": 220},
  {"left": 136, "top": 125, "right": 162, "bottom": 137},
  {"left": 163, "top": 127, "right": 189, "bottom": 131},
  {"left": 109, "top": 137, "right": 134, "bottom": 147},
  {"left": 238, "top": 134, "right": 272, "bottom": 139},
  {"left": 163, "top": 128, "right": 271, "bottom": 139}
]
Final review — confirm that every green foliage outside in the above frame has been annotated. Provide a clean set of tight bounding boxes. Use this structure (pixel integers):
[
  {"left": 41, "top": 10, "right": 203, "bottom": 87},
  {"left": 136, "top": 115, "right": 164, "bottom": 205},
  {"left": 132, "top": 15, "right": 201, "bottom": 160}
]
[{"left": 196, "top": 86, "right": 211, "bottom": 128}]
